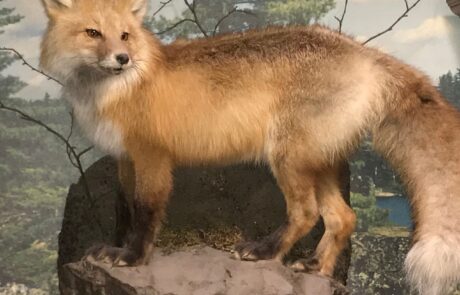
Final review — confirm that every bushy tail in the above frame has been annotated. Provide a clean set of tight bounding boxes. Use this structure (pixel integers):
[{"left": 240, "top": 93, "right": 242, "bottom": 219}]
[{"left": 372, "top": 73, "right": 460, "bottom": 295}]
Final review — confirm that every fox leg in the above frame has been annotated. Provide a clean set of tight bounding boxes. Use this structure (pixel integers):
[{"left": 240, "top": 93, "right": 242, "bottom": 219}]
[
  {"left": 88, "top": 152, "right": 173, "bottom": 266},
  {"left": 235, "top": 156, "right": 321, "bottom": 261},
  {"left": 291, "top": 163, "right": 356, "bottom": 276},
  {"left": 117, "top": 156, "right": 136, "bottom": 240}
]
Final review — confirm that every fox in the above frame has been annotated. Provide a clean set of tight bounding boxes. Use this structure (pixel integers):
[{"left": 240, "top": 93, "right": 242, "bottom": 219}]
[{"left": 39, "top": 0, "right": 460, "bottom": 294}]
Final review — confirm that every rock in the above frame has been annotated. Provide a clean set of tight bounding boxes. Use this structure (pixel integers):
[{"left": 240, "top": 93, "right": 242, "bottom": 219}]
[
  {"left": 348, "top": 233, "right": 410, "bottom": 295},
  {"left": 0, "top": 283, "right": 47, "bottom": 295},
  {"left": 60, "top": 246, "right": 346, "bottom": 295},
  {"left": 58, "top": 156, "right": 352, "bottom": 293},
  {"left": 348, "top": 232, "right": 460, "bottom": 295}
]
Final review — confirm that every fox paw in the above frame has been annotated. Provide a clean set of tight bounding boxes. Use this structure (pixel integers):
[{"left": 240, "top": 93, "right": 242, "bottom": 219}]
[
  {"left": 289, "top": 258, "right": 321, "bottom": 273},
  {"left": 234, "top": 240, "right": 280, "bottom": 261},
  {"left": 84, "top": 244, "right": 140, "bottom": 267}
]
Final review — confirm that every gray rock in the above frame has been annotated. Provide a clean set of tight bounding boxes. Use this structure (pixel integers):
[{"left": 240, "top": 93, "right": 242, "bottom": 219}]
[
  {"left": 348, "top": 233, "right": 410, "bottom": 295},
  {"left": 61, "top": 246, "right": 346, "bottom": 295},
  {"left": 58, "top": 157, "right": 351, "bottom": 293}
]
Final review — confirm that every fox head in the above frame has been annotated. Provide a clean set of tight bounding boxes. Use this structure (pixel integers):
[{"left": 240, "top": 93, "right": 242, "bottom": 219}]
[{"left": 40, "top": 0, "right": 154, "bottom": 83}]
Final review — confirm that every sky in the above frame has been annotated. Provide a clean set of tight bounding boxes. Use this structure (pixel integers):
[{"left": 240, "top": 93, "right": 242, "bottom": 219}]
[{"left": 0, "top": 0, "right": 459, "bottom": 100}]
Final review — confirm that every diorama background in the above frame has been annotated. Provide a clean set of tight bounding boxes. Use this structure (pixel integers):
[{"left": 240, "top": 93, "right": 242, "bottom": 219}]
[{"left": 0, "top": 0, "right": 459, "bottom": 293}]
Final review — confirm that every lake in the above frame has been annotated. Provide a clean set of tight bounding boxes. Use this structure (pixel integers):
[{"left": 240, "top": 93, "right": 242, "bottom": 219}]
[{"left": 376, "top": 195, "right": 412, "bottom": 228}]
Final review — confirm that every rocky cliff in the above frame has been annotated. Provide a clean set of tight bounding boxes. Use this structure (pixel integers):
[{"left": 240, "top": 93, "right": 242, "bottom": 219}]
[{"left": 57, "top": 157, "right": 352, "bottom": 294}]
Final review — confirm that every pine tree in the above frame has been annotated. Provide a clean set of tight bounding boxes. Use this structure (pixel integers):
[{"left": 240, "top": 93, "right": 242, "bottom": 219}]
[
  {"left": 147, "top": 0, "right": 336, "bottom": 39},
  {"left": 438, "top": 69, "right": 460, "bottom": 109},
  {"left": 0, "top": 0, "right": 25, "bottom": 99},
  {"left": 266, "top": 0, "right": 335, "bottom": 25}
]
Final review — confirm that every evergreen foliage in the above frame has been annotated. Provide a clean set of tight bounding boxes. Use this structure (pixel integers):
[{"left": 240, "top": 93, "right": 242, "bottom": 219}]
[
  {"left": 438, "top": 69, "right": 460, "bottom": 109},
  {"left": 2, "top": 0, "right": 458, "bottom": 291},
  {"left": 0, "top": 96, "right": 100, "bottom": 291},
  {"left": 146, "top": 0, "right": 336, "bottom": 39}
]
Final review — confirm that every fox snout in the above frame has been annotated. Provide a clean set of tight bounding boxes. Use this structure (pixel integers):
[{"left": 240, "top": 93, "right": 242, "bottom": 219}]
[
  {"left": 99, "top": 51, "right": 132, "bottom": 75},
  {"left": 116, "top": 54, "right": 130, "bottom": 65}
]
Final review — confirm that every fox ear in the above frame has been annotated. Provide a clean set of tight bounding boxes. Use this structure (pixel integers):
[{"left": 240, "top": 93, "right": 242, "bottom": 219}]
[
  {"left": 131, "top": 0, "right": 148, "bottom": 21},
  {"left": 41, "top": 0, "right": 73, "bottom": 18}
]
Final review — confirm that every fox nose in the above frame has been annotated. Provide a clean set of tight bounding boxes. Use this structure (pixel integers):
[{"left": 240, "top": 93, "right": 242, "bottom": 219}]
[{"left": 116, "top": 54, "right": 130, "bottom": 65}]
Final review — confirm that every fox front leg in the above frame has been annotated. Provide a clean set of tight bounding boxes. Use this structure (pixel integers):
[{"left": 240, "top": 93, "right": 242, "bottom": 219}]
[{"left": 88, "top": 152, "right": 173, "bottom": 266}]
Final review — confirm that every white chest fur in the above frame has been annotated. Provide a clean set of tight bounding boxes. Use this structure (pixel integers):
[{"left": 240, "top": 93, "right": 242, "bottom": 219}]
[{"left": 66, "top": 89, "right": 126, "bottom": 158}]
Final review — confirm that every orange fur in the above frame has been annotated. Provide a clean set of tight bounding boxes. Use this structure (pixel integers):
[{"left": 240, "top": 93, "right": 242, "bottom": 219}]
[{"left": 40, "top": 1, "right": 460, "bottom": 293}]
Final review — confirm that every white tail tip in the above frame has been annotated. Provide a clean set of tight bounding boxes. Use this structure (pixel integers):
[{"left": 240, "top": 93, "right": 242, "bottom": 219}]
[{"left": 405, "top": 235, "right": 460, "bottom": 295}]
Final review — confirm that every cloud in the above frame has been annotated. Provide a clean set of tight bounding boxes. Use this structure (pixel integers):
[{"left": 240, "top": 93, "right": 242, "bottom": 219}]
[{"left": 394, "top": 16, "right": 452, "bottom": 43}]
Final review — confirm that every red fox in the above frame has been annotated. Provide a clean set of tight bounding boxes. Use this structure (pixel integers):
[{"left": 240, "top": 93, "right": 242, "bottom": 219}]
[{"left": 40, "top": 0, "right": 460, "bottom": 294}]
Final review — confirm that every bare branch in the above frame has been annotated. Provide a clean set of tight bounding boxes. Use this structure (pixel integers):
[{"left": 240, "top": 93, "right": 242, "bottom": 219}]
[
  {"left": 151, "top": 0, "right": 174, "bottom": 18},
  {"left": 66, "top": 111, "right": 75, "bottom": 142},
  {"left": 404, "top": 0, "right": 409, "bottom": 10},
  {"left": 155, "top": 18, "right": 197, "bottom": 35},
  {"left": 334, "top": 0, "right": 349, "bottom": 34},
  {"left": 183, "top": 0, "right": 208, "bottom": 37},
  {"left": 155, "top": 0, "right": 211, "bottom": 37},
  {"left": 0, "top": 47, "right": 63, "bottom": 86},
  {"left": 0, "top": 47, "right": 101, "bottom": 230},
  {"left": 213, "top": 7, "right": 238, "bottom": 36},
  {"left": 77, "top": 145, "right": 94, "bottom": 158},
  {"left": 0, "top": 101, "right": 94, "bottom": 204},
  {"left": 362, "top": 0, "right": 422, "bottom": 45},
  {"left": 212, "top": 8, "right": 257, "bottom": 36}
]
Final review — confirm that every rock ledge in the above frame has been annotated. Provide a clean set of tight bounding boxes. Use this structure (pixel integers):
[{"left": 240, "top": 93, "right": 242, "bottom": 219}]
[{"left": 60, "top": 246, "right": 346, "bottom": 295}]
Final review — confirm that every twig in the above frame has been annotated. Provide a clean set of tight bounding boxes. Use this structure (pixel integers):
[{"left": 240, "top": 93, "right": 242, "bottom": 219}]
[
  {"left": 0, "top": 103, "right": 91, "bottom": 196},
  {"left": 0, "top": 47, "right": 63, "bottom": 86},
  {"left": 0, "top": 100, "right": 102, "bottom": 231},
  {"left": 155, "top": 18, "right": 197, "bottom": 35},
  {"left": 184, "top": 0, "right": 208, "bottom": 37},
  {"left": 404, "top": 0, "right": 410, "bottom": 10},
  {"left": 212, "top": 8, "right": 257, "bottom": 36},
  {"left": 65, "top": 111, "right": 79, "bottom": 168},
  {"left": 362, "top": 0, "right": 422, "bottom": 45},
  {"left": 77, "top": 146, "right": 94, "bottom": 158},
  {"left": 334, "top": 0, "right": 349, "bottom": 34},
  {"left": 66, "top": 111, "right": 75, "bottom": 142},
  {"left": 213, "top": 7, "right": 238, "bottom": 36},
  {"left": 151, "top": 0, "right": 174, "bottom": 18}
]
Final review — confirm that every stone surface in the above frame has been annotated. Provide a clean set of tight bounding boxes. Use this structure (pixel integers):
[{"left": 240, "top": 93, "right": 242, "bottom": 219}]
[
  {"left": 61, "top": 246, "right": 346, "bottom": 295},
  {"left": 58, "top": 156, "right": 352, "bottom": 293},
  {"left": 348, "top": 233, "right": 410, "bottom": 295},
  {"left": 348, "top": 232, "right": 460, "bottom": 295}
]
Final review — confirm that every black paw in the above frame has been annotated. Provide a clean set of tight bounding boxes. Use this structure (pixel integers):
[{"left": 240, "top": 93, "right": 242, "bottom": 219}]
[
  {"left": 84, "top": 244, "right": 140, "bottom": 267},
  {"left": 289, "top": 258, "right": 320, "bottom": 273},
  {"left": 234, "top": 240, "right": 280, "bottom": 261}
]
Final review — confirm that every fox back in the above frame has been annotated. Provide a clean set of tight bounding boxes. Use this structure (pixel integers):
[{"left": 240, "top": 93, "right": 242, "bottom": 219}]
[{"left": 40, "top": 1, "right": 460, "bottom": 294}]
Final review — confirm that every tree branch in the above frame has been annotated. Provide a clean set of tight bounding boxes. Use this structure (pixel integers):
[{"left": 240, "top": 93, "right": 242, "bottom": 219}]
[
  {"left": 151, "top": 0, "right": 174, "bottom": 18},
  {"left": 0, "top": 100, "right": 102, "bottom": 230},
  {"left": 334, "top": 0, "right": 349, "bottom": 34},
  {"left": 0, "top": 47, "right": 63, "bottom": 86},
  {"left": 0, "top": 102, "right": 91, "bottom": 197},
  {"left": 153, "top": 0, "right": 257, "bottom": 38},
  {"left": 212, "top": 8, "right": 257, "bottom": 36},
  {"left": 362, "top": 0, "right": 422, "bottom": 45},
  {"left": 155, "top": 18, "right": 197, "bottom": 35},
  {"left": 66, "top": 111, "right": 75, "bottom": 142},
  {"left": 183, "top": 0, "right": 209, "bottom": 37}
]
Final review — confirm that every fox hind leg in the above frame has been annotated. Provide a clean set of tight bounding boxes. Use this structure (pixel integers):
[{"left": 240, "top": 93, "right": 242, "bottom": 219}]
[
  {"left": 235, "top": 149, "right": 354, "bottom": 278},
  {"left": 291, "top": 162, "right": 356, "bottom": 276},
  {"left": 235, "top": 153, "right": 321, "bottom": 262}
]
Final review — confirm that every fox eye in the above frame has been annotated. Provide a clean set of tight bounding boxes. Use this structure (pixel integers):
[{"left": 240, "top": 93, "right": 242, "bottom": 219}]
[
  {"left": 86, "top": 29, "right": 102, "bottom": 39},
  {"left": 121, "top": 32, "right": 129, "bottom": 41}
]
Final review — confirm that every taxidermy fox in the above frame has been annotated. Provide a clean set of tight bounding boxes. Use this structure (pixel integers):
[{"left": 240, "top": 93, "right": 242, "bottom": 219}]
[{"left": 40, "top": 0, "right": 460, "bottom": 294}]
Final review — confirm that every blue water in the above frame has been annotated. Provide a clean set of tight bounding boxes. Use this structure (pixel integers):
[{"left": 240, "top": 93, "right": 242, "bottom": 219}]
[{"left": 376, "top": 196, "right": 412, "bottom": 228}]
